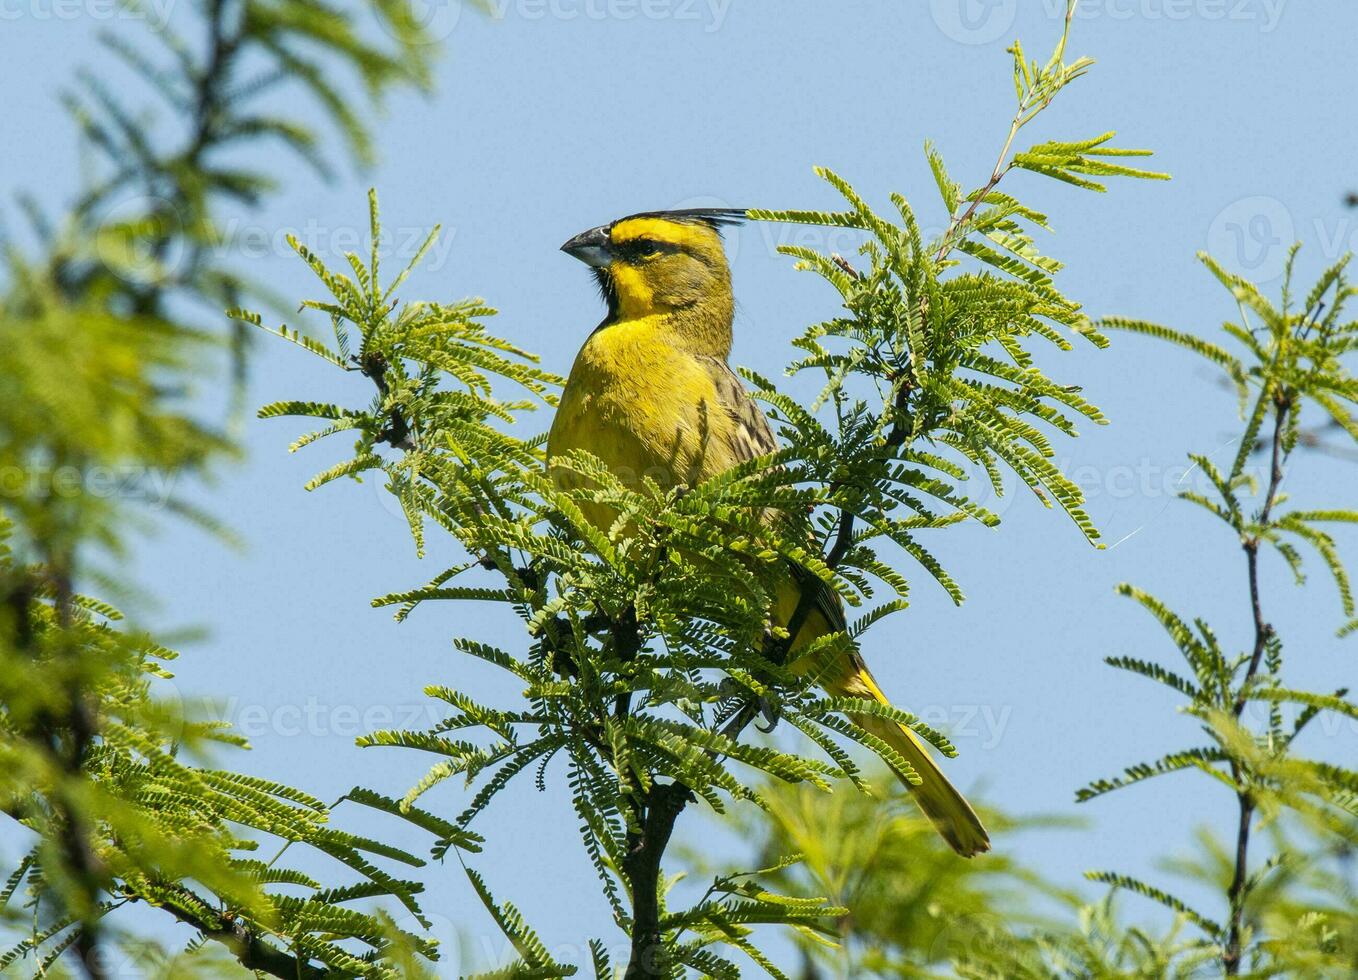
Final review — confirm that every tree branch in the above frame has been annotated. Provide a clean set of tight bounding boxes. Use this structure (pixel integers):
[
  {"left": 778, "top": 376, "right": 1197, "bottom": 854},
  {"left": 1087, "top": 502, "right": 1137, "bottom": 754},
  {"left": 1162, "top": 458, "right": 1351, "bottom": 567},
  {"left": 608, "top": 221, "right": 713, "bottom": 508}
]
[
  {"left": 621, "top": 781, "right": 693, "bottom": 980},
  {"left": 152, "top": 895, "right": 330, "bottom": 980},
  {"left": 1223, "top": 392, "right": 1291, "bottom": 975}
]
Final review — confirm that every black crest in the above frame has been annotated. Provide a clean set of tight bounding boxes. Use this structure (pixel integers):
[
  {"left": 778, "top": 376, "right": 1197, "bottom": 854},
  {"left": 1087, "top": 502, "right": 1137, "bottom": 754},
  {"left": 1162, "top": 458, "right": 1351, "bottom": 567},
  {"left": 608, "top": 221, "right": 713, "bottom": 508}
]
[{"left": 614, "top": 207, "right": 748, "bottom": 230}]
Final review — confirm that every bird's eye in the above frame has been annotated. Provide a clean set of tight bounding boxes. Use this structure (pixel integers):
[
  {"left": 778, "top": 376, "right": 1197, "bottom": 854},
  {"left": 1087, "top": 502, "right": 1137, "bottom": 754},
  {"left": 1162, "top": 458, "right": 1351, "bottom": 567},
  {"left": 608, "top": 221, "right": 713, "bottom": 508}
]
[{"left": 635, "top": 240, "right": 661, "bottom": 258}]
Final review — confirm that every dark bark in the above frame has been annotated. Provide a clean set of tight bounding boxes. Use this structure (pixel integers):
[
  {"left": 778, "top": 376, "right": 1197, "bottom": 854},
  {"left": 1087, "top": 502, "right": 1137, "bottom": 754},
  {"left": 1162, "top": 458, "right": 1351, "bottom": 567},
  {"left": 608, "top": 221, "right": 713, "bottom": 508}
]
[
  {"left": 622, "top": 781, "right": 694, "bottom": 980},
  {"left": 139, "top": 892, "right": 330, "bottom": 980},
  {"left": 1223, "top": 394, "right": 1290, "bottom": 975}
]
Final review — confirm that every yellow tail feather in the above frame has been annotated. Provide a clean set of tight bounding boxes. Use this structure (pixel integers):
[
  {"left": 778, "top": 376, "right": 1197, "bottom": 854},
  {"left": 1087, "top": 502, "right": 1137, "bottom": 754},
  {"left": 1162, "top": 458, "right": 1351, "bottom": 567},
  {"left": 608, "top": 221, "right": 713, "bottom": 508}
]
[
  {"left": 854, "top": 712, "right": 991, "bottom": 857},
  {"left": 778, "top": 576, "right": 990, "bottom": 856}
]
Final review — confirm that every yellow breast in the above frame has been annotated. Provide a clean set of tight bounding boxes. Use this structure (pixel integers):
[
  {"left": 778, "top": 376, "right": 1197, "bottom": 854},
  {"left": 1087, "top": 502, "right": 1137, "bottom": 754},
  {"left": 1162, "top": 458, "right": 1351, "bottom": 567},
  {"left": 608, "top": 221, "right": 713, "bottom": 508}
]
[{"left": 547, "top": 316, "right": 734, "bottom": 522}]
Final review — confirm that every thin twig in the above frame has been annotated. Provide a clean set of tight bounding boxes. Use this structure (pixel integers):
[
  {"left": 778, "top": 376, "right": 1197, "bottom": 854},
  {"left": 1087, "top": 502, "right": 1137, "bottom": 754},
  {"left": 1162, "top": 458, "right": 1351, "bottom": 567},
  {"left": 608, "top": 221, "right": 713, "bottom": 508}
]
[
  {"left": 1223, "top": 392, "right": 1291, "bottom": 975},
  {"left": 152, "top": 896, "right": 329, "bottom": 980}
]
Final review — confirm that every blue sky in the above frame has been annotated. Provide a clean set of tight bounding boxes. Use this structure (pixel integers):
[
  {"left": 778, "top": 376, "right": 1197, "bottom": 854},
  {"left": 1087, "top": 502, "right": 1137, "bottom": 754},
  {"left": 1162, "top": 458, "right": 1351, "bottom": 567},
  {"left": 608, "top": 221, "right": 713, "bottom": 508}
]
[{"left": 4, "top": 0, "right": 1358, "bottom": 973}]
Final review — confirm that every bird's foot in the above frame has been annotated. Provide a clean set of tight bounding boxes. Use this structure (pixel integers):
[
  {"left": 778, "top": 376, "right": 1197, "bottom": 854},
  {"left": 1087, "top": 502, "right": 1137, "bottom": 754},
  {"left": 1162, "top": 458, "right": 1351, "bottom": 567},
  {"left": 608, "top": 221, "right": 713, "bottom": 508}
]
[
  {"left": 718, "top": 678, "right": 779, "bottom": 732},
  {"left": 754, "top": 697, "right": 780, "bottom": 734}
]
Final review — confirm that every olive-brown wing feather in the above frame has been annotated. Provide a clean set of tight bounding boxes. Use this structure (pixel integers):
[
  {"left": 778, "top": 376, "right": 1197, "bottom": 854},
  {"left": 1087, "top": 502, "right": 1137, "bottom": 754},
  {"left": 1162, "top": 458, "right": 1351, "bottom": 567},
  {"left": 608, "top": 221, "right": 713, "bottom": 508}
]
[{"left": 699, "top": 356, "right": 848, "bottom": 639}]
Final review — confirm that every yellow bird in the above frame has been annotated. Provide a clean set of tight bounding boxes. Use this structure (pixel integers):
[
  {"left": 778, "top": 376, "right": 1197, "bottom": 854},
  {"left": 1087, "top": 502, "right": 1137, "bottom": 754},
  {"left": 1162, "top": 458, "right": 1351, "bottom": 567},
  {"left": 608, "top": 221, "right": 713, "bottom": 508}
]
[{"left": 547, "top": 209, "right": 990, "bottom": 857}]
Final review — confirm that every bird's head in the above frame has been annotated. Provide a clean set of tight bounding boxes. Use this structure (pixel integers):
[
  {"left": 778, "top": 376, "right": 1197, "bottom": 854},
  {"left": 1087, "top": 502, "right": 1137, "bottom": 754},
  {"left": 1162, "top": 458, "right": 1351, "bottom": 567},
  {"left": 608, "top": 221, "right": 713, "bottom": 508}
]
[{"left": 561, "top": 209, "right": 746, "bottom": 323}]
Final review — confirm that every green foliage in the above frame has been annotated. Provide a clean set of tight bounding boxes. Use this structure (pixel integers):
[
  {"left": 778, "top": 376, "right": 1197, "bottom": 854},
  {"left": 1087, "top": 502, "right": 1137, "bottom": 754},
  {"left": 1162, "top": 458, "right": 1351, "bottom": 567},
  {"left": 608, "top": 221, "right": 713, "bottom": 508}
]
[
  {"left": 748, "top": 8, "right": 1163, "bottom": 567},
  {"left": 27, "top": 0, "right": 438, "bottom": 337},
  {"left": 707, "top": 773, "right": 1236, "bottom": 980},
  {"left": 248, "top": 193, "right": 865, "bottom": 975},
  {"left": 0, "top": 1, "right": 460, "bottom": 976},
  {"left": 10, "top": 1, "right": 1350, "bottom": 978},
  {"left": 1080, "top": 249, "right": 1358, "bottom": 974},
  {"left": 0, "top": 523, "right": 460, "bottom": 976},
  {"left": 698, "top": 774, "right": 1052, "bottom": 977},
  {"left": 250, "top": 8, "right": 1164, "bottom": 975},
  {"left": 0, "top": 262, "right": 230, "bottom": 568},
  {"left": 461, "top": 868, "right": 578, "bottom": 979}
]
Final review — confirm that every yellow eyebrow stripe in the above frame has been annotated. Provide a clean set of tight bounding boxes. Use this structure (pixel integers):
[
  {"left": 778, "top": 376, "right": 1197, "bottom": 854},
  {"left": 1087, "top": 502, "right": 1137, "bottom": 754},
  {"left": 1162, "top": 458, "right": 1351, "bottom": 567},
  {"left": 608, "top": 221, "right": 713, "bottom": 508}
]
[{"left": 610, "top": 217, "right": 721, "bottom": 251}]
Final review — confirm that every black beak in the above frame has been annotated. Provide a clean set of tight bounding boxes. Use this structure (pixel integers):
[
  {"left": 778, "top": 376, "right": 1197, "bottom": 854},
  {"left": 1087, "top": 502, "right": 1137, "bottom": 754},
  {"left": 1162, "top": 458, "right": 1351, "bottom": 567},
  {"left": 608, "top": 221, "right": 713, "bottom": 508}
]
[{"left": 561, "top": 224, "right": 611, "bottom": 268}]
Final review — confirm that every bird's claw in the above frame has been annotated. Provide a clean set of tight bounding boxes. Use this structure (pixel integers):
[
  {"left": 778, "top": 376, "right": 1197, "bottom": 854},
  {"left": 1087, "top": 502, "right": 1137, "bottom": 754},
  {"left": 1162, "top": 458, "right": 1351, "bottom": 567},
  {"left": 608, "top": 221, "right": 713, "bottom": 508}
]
[{"left": 718, "top": 679, "right": 779, "bottom": 733}]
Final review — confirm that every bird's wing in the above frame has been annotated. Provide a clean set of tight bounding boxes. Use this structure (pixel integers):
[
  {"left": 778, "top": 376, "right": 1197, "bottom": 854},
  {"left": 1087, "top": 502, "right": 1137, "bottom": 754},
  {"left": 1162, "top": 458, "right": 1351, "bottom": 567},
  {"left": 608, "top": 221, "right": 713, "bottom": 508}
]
[
  {"left": 699, "top": 365, "right": 989, "bottom": 856},
  {"left": 698, "top": 356, "right": 848, "bottom": 637},
  {"left": 698, "top": 355, "right": 778, "bottom": 462}
]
